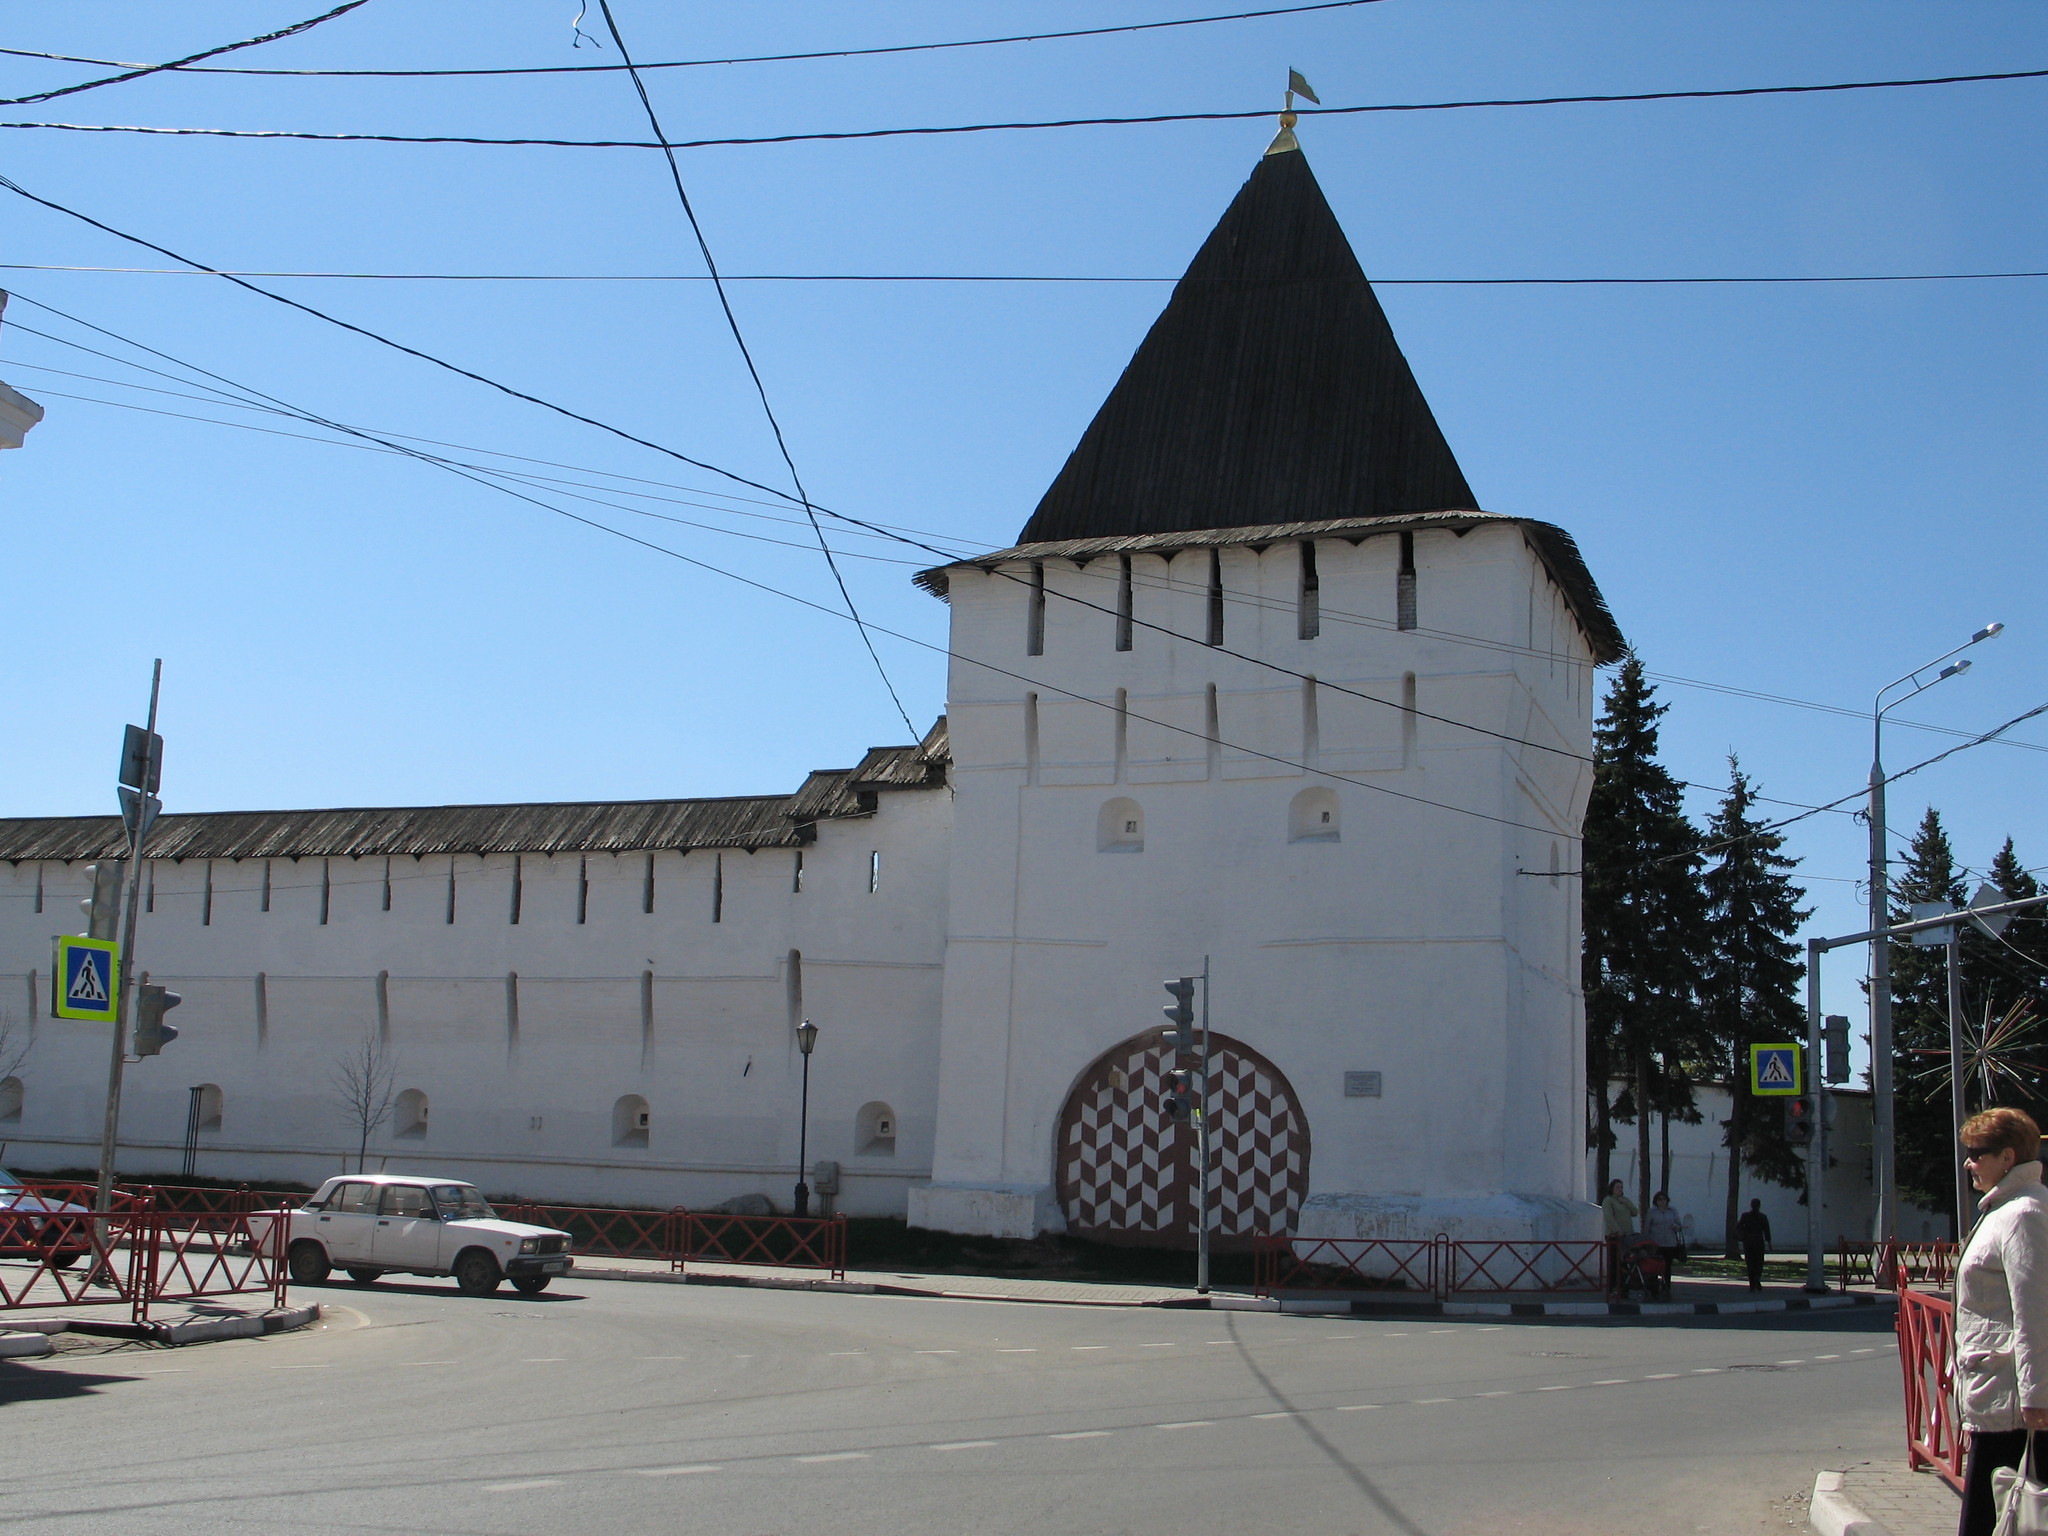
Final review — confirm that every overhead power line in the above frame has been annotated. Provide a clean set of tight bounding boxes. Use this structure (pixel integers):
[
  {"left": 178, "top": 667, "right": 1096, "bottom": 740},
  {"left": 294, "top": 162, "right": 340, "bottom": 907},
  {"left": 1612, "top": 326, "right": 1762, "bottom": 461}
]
[
  {"left": 592, "top": 0, "right": 915, "bottom": 738},
  {"left": 5, "top": 66, "right": 2043, "bottom": 153},
  {"left": 0, "top": 3, "right": 1386, "bottom": 78},
  {"left": 6, "top": 262, "right": 2046, "bottom": 287},
  {"left": 0, "top": 1, "right": 371, "bottom": 107}
]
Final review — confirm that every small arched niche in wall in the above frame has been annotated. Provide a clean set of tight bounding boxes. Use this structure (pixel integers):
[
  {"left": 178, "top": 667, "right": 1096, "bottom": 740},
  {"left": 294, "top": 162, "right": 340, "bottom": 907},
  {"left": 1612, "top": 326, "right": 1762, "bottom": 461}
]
[
  {"left": 1288, "top": 786, "right": 1340, "bottom": 843},
  {"left": 613, "top": 1093, "right": 650, "bottom": 1149},
  {"left": 195, "top": 1083, "right": 224, "bottom": 1133},
  {"left": 855, "top": 1100, "right": 897, "bottom": 1155},
  {"left": 1098, "top": 797, "right": 1144, "bottom": 853},
  {"left": 0, "top": 1077, "right": 21, "bottom": 1124},
  {"left": 394, "top": 1087, "right": 429, "bottom": 1139}
]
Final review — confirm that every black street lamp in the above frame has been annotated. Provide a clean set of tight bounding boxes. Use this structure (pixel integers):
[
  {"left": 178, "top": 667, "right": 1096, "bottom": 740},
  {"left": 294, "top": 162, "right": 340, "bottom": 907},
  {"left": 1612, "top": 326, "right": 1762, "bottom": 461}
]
[{"left": 793, "top": 1019, "right": 819, "bottom": 1217}]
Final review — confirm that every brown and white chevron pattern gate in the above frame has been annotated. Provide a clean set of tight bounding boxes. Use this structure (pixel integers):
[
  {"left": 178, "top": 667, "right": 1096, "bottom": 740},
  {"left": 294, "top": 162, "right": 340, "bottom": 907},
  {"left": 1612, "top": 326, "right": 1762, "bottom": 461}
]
[{"left": 1055, "top": 1032, "right": 1311, "bottom": 1246}]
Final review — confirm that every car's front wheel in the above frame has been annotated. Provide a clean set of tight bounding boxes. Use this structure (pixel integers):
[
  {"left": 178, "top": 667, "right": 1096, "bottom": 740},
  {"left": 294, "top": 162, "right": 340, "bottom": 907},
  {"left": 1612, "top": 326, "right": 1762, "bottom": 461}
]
[
  {"left": 287, "top": 1240, "right": 331, "bottom": 1284},
  {"left": 511, "top": 1275, "right": 551, "bottom": 1295},
  {"left": 453, "top": 1249, "right": 502, "bottom": 1296},
  {"left": 346, "top": 1268, "right": 382, "bottom": 1285}
]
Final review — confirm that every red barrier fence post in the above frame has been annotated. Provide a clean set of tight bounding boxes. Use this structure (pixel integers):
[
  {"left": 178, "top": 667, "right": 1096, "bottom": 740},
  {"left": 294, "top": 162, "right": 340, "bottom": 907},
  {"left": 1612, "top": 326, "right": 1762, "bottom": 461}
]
[
  {"left": 1897, "top": 1282, "right": 1964, "bottom": 1492},
  {"left": 671, "top": 1210, "right": 847, "bottom": 1281}
]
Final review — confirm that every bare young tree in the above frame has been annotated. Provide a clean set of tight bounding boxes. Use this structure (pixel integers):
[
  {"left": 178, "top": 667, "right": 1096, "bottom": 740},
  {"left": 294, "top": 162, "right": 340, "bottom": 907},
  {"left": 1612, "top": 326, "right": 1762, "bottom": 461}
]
[
  {"left": 0, "top": 1004, "right": 29, "bottom": 1082},
  {"left": 331, "top": 1032, "right": 397, "bottom": 1174}
]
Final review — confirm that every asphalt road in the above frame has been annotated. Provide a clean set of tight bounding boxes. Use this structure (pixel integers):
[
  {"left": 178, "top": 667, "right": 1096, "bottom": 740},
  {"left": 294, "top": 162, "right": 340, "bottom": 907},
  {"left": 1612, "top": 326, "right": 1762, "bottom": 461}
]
[{"left": 0, "top": 1275, "right": 1904, "bottom": 1535}]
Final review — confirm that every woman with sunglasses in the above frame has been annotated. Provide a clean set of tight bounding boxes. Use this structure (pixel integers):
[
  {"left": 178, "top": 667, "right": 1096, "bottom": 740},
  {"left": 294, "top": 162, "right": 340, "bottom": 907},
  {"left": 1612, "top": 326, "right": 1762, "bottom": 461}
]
[{"left": 1954, "top": 1106, "right": 2048, "bottom": 1536}]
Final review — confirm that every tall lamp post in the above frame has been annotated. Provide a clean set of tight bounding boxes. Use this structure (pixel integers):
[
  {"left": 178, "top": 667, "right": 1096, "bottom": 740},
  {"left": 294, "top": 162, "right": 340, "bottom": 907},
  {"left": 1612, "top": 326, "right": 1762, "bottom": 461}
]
[
  {"left": 1868, "top": 621, "right": 2001, "bottom": 1241},
  {"left": 793, "top": 1019, "right": 819, "bottom": 1217}
]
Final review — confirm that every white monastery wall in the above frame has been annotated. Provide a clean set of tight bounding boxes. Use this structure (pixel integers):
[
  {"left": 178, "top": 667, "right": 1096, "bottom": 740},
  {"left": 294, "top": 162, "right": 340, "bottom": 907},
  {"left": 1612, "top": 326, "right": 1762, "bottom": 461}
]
[{"left": 0, "top": 786, "right": 950, "bottom": 1213}]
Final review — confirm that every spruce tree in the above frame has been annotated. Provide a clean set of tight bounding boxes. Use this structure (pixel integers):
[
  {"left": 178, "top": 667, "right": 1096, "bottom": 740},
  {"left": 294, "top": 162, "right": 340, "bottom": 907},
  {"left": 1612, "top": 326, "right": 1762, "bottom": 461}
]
[
  {"left": 1888, "top": 809, "right": 1965, "bottom": 1211},
  {"left": 1583, "top": 659, "right": 1709, "bottom": 1214},
  {"left": 1698, "top": 759, "right": 1810, "bottom": 1253}
]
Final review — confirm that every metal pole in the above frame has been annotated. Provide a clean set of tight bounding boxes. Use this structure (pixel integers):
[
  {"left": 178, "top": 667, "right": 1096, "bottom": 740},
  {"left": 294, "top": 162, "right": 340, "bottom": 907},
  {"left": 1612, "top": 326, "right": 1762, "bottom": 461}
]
[
  {"left": 1805, "top": 937, "right": 1828, "bottom": 1292},
  {"left": 794, "top": 1051, "right": 812, "bottom": 1218},
  {"left": 1196, "top": 955, "right": 1212, "bottom": 1296},
  {"left": 1948, "top": 931, "right": 1971, "bottom": 1244},
  {"left": 1868, "top": 740, "right": 1894, "bottom": 1245},
  {"left": 95, "top": 660, "right": 160, "bottom": 1213}
]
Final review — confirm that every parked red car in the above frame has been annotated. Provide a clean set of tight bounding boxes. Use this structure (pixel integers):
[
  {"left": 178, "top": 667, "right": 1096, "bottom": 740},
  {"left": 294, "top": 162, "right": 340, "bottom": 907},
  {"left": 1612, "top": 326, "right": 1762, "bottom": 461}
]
[{"left": 0, "top": 1169, "right": 93, "bottom": 1267}]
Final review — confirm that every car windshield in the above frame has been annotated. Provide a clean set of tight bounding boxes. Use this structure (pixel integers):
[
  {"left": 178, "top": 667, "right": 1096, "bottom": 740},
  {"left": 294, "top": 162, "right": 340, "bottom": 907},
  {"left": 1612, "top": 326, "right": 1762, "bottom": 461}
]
[
  {"left": 430, "top": 1185, "right": 494, "bottom": 1220},
  {"left": 0, "top": 1169, "right": 20, "bottom": 1195}
]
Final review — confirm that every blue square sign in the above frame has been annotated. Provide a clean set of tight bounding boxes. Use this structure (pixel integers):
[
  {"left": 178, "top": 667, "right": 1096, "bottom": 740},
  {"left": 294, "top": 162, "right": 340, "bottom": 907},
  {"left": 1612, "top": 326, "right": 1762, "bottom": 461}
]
[
  {"left": 53, "top": 936, "right": 119, "bottom": 1023},
  {"left": 1750, "top": 1043, "right": 1802, "bottom": 1097}
]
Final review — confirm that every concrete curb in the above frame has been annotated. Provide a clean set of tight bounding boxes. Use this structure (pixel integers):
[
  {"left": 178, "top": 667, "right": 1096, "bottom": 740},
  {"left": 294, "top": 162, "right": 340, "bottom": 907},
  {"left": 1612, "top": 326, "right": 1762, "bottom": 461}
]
[
  {"left": 1810, "top": 1471, "right": 1896, "bottom": 1536},
  {"left": 3, "top": 1303, "right": 321, "bottom": 1347},
  {"left": 573, "top": 1265, "right": 1892, "bottom": 1319}
]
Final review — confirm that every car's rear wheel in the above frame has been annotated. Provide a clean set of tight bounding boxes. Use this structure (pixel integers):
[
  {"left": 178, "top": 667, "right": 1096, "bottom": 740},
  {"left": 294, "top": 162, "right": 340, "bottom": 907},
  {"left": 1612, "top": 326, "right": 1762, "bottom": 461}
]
[
  {"left": 346, "top": 1268, "right": 382, "bottom": 1285},
  {"left": 511, "top": 1275, "right": 551, "bottom": 1295},
  {"left": 287, "top": 1240, "right": 331, "bottom": 1284},
  {"left": 453, "top": 1249, "right": 502, "bottom": 1296},
  {"left": 45, "top": 1251, "right": 81, "bottom": 1270}
]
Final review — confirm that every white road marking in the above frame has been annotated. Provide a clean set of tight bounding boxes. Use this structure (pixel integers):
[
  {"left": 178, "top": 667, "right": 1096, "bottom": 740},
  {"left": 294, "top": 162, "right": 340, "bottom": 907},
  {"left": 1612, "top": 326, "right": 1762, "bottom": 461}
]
[
  {"left": 1476, "top": 1391, "right": 1511, "bottom": 1397},
  {"left": 914, "top": 1349, "right": 958, "bottom": 1355},
  {"left": 132, "top": 1368, "right": 191, "bottom": 1375},
  {"left": 997, "top": 1348, "right": 1038, "bottom": 1354},
  {"left": 1252, "top": 1411, "right": 1294, "bottom": 1420},
  {"left": 1474, "top": 1326, "right": 1505, "bottom": 1332},
  {"left": 269, "top": 1364, "right": 333, "bottom": 1370},
  {"left": 1414, "top": 1398, "right": 1454, "bottom": 1404},
  {"left": 1428, "top": 1329, "right": 1457, "bottom": 1334},
  {"left": 1777, "top": 1360, "right": 1806, "bottom": 1366},
  {"left": 1537, "top": 1385, "right": 1573, "bottom": 1391},
  {"left": 1335, "top": 1404, "right": 1380, "bottom": 1412},
  {"left": 1322, "top": 1334, "right": 1356, "bottom": 1340},
  {"left": 1072, "top": 1346, "right": 1109, "bottom": 1351},
  {"left": 1592, "top": 1380, "right": 1628, "bottom": 1386},
  {"left": 521, "top": 1358, "right": 564, "bottom": 1363},
  {"left": 933, "top": 1441, "right": 998, "bottom": 1451},
  {"left": 1643, "top": 1373, "right": 1680, "bottom": 1379},
  {"left": 483, "top": 1480, "right": 561, "bottom": 1492},
  {"left": 402, "top": 1361, "right": 456, "bottom": 1367},
  {"left": 796, "top": 1452, "right": 868, "bottom": 1464},
  {"left": 1139, "top": 1342, "right": 1178, "bottom": 1348},
  {"left": 1691, "top": 1368, "right": 1722, "bottom": 1374},
  {"left": 1383, "top": 1333, "right": 1409, "bottom": 1338},
  {"left": 633, "top": 1466, "right": 721, "bottom": 1477},
  {"left": 1051, "top": 1431, "right": 1113, "bottom": 1440},
  {"left": 1815, "top": 1354, "right": 1841, "bottom": 1360},
  {"left": 1156, "top": 1421, "right": 1215, "bottom": 1430},
  {"left": 1206, "top": 1340, "right": 1239, "bottom": 1346},
  {"left": 828, "top": 1351, "right": 867, "bottom": 1357},
  {"left": 1852, "top": 1348, "right": 1876, "bottom": 1354}
]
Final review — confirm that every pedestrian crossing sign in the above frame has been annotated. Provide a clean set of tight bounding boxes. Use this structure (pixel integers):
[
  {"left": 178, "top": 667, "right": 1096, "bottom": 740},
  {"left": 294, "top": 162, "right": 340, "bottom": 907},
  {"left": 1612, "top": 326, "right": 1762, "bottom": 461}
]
[
  {"left": 1750, "top": 1043, "right": 1802, "bottom": 1097},
  {"left": 52, "top": 935, "right": 119, "bottom": 1023}
]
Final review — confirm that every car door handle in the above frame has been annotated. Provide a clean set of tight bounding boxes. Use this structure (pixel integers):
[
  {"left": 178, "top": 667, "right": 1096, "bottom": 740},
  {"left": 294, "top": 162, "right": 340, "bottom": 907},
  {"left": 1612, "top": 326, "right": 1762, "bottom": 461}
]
[{"left": 377, "top": 1219, "right": 390, "bottom": 1225}]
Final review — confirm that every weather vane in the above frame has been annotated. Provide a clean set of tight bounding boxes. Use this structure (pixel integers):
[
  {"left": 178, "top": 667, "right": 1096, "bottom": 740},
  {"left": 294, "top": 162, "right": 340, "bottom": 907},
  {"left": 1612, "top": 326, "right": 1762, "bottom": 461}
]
[{"left": 1268, "top": 68, "right": 1320, "bottom": 156}]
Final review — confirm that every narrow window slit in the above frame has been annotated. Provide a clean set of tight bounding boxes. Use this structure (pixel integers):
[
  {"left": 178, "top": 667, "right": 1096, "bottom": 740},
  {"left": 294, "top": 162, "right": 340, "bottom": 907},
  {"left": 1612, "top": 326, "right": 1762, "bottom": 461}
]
[
  {"left": 381, "top": 856, "right": 392, "bottom": 912},
  {"left": 318, "top": 859, "right": 331, "bottom": 925},
  {"left": 642, "top": 852, "right": 655, "bottom": 914},
  {"left": 576, "top": 855, "right": 589, "bottom": 924},
  {"left": 712, "top": 852, "right": 724, "bottom": 923},
  {"left": 509, "top": 855, "right": 523, "bottom": 925},
  {"left": 1397, "top": 531, "right": 1417, "bottom": 631},
  {"left": 1115, "top": 554, "right": 1134, "bottom": 651},
  {"left": 201, "top": 861, "right": 213, "bottom": 926},
  {"left": 1026, "top": 562, "right": 1046, "bottom": 656},
  {"left": 1205, "top": 548, "right": 1224, "bottom": 646},
  {"left": 868, "top": 850, "right": 881, "bottom": 894},
  {"left": 792, "top": 849, "right": 805, "bottom": 894},
  {"left": 1298, "top": 540, "right": 1320, "bottom": 639}
]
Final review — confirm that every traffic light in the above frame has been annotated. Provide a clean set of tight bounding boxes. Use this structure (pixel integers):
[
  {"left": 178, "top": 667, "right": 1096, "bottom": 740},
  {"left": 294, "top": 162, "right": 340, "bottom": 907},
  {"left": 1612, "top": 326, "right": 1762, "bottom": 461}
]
[
  {"left": 78, "top": 861, "right": 124, "bottom": 941},
  {"left": 1161, "top": 977, "right": 1197, "bottom": 1058},
  {"left": 1784, "top": 1096, "right": 1815, "bottom": 1146},
  {"left": 133, "top": 983, "right": 181, "bottom": 1057},
  {"left": 1161, "top": 1068, "right": 1194, "bottom": 1124},
  {"left": 1823, "top": 1015, "right": 1851, "bottom": 1085}
]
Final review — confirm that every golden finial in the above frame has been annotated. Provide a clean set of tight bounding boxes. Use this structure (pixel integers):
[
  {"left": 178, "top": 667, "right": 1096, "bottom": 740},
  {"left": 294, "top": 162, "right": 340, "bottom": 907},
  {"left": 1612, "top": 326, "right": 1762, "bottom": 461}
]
[{"left": 1266, "top": 68, "right": 1317, "bottom": 156}]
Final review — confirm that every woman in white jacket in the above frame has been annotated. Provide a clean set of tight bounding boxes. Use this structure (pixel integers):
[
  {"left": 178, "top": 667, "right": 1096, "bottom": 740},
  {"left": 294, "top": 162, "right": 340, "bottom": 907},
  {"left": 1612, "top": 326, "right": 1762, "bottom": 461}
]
[{"left": 1954, "top": 1106, "right": 2048, "bottom": 1536}]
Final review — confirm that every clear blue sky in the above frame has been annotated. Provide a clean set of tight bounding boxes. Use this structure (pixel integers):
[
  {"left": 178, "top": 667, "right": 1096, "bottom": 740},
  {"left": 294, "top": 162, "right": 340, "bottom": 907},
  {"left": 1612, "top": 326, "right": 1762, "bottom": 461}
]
[{"left": 2, "top": 2, "right": 2043, "bottom": 1044}]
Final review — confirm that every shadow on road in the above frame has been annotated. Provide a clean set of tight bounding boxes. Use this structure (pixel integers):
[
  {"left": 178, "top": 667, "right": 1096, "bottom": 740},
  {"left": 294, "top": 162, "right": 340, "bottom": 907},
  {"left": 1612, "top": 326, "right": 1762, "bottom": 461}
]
[{"left": 0, "top": 1358, "right": 150, "bottom": 1405}]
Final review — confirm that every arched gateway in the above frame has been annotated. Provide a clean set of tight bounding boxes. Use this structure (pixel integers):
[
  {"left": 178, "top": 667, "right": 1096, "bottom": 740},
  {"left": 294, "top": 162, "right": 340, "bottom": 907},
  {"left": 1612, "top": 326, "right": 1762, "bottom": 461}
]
[{"left": 1055, "top": 1032, "right": 1311, "bottom": 1246}]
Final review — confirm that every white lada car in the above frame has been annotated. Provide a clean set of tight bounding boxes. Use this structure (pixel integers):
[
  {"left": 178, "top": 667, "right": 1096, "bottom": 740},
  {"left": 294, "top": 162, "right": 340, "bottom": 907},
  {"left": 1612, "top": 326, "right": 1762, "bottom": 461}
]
[{"left": 255, "top": 1174, "right": 574, "bottom": 1296}]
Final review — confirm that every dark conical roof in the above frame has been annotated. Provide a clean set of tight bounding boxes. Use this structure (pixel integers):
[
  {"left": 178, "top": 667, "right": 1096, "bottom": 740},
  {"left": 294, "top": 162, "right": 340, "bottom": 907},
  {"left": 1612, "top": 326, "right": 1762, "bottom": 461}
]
[{"left": 1018, "top": 144, "right": 1476, "bottom": 543}]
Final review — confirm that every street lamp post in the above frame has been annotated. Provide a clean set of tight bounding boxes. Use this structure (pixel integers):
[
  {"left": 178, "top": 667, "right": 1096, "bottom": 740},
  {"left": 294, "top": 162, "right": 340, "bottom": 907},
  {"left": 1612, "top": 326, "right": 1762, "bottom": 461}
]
[
  {"left": 1868, "top": 622, "right": 2001, "bottom": 1242},
  {"left": 793, "top": 1019, "right": 819, "bottom": 1217}
]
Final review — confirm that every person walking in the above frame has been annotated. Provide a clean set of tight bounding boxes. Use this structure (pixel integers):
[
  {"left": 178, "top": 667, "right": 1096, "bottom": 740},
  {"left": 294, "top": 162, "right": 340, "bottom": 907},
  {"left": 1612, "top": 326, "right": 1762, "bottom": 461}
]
[
  {"left": 1645, "top": 1192, "right": 1685, "bottom": 1299},
  {"left": 1954, "top": 1106, "right": 2048, "bottom": 1536},
  {"left": 1734, "top": 1199, "right": 1772, "bottom": 1291},
  {"left": 1601, "top": 1178, "right": 1636, "bottom": 1299}
]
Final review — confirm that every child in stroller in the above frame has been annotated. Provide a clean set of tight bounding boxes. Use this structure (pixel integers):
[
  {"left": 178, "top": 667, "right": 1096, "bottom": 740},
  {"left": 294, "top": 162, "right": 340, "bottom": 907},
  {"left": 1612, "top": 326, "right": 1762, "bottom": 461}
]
[{"left": 1615, "top": 1234, "right": 1671, "bottom": 1300}]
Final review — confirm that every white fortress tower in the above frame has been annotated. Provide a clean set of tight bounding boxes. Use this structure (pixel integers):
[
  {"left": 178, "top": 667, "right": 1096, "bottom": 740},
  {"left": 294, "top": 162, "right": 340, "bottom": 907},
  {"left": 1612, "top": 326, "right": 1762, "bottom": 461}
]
[{"left": 909, "top": 137, "right": 1625, "bottom": 1244}]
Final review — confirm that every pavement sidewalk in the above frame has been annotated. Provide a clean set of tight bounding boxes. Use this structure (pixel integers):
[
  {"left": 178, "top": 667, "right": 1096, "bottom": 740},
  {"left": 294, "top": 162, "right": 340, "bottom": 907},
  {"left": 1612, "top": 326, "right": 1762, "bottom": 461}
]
[
  {"left": 1811, "top": 1463, "right": 1957, "bottom": 1536},
  {"left": 1, "top": 1298, "right": 320, "bottom": 1354},
  {"left": 570, "top": 1253, "right": 1896, "bottom": 1317}
]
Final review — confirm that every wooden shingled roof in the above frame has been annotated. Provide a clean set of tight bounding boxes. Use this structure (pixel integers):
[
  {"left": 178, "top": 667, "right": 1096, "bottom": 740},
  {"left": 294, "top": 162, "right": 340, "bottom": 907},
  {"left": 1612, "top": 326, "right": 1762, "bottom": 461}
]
[
  {"left": 1018, "top": 143, "right": 1477, "bottom": 544},
  {"left": 0, "top": 720, "right": 949, "bottom": 864}
]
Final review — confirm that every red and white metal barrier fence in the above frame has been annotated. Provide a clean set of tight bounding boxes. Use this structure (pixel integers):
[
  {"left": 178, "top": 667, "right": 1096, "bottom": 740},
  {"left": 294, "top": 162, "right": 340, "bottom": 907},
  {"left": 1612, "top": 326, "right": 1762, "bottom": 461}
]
[
  {"left": 501, "top": 1203, "right": 676, "bottom": 1262},
  {"left": 0, "top": 1199, "right": 288, "bottom": 1322},
  {"left": 1838, "top": 1239, "right": 1958, "bottom": 1292},
  {"left": 1254, "top": 1234, "right": 1608, "bottom": 1300},
  {"left": 1897, "top": 1282, "right": 1964, "bottom": 1492},
  {"left": 139, "top": 1207, "right": 290, "bottom": 1319},
  {"left": 676, "top": 1211, "right": 847, "bottom": 1282}
]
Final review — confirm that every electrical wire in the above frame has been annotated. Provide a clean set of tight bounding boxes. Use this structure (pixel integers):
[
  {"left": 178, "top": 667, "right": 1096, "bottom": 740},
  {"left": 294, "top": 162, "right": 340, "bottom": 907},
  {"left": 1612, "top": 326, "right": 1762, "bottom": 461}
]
[
  {"left": 0, "top": 3, "right": 1386, "bottom": 79},
  {"left": 0, "top": 2, "right": 371, "bottom": 107},
  {"left": 0, "top": 290, "right": 1578, "bottom": 842},
  {"left": 6, "top": 65, "right": 2044, "bottom": 152},
  {"left": 593, "top": 0, "right": 915, "bottom": 738},
  {"left": 7, "top": 263, "right": 2048, "bottom": 286}
]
